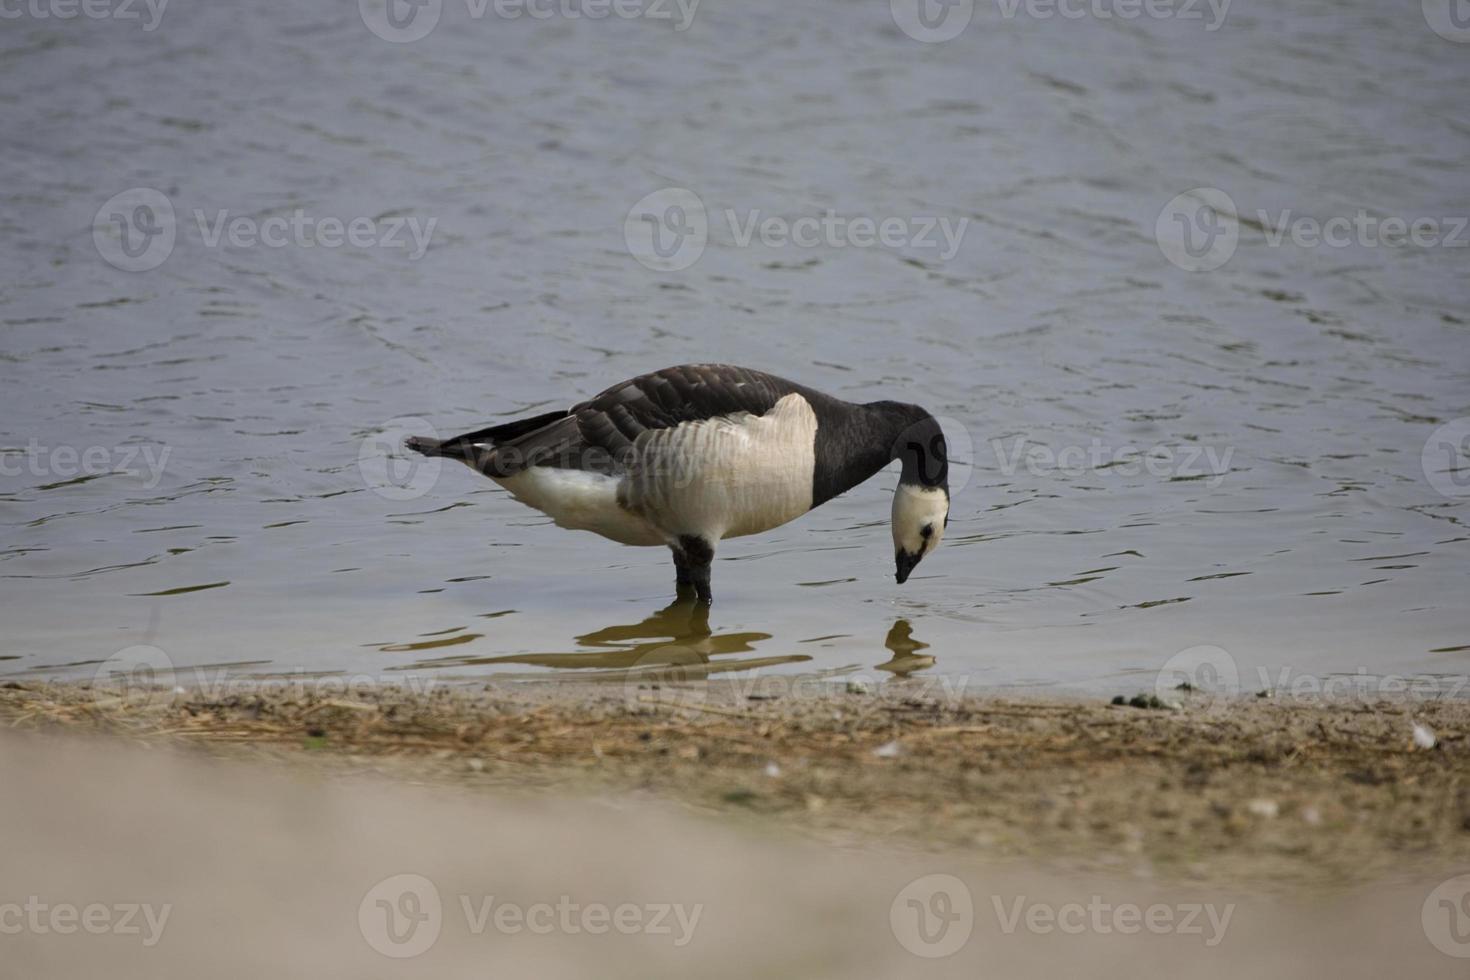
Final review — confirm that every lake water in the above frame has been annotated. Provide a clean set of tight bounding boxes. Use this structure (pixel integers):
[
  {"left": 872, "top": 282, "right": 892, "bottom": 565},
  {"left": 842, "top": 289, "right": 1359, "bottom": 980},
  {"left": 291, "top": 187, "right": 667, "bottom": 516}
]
[{"left": 2, "top": 0, "right": 1467, "bottom": 697}]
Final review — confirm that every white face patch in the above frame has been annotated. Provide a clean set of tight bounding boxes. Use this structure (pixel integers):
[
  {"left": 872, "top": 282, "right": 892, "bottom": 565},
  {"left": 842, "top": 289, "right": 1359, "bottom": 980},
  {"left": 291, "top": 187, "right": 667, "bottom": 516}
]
[{"left": 891, "top": 484, "right": 948, "bottom": 557}]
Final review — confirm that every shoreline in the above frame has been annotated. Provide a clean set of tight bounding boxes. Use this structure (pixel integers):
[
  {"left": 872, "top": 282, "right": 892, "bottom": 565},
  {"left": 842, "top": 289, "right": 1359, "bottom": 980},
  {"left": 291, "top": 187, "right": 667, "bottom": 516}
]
[{"left": 3, "top": 680, "right": 1466, "bottom": 888}]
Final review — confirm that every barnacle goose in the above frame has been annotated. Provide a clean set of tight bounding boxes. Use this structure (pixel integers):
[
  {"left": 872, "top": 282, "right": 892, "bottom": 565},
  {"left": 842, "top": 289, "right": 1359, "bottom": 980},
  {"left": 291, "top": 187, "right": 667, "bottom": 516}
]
[{"left": 406, "top": 363, "right": 949, "bottom": 603}]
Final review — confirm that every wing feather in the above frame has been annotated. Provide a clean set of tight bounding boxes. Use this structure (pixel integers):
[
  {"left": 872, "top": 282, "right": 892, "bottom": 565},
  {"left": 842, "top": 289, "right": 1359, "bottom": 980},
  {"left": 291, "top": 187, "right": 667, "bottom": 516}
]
[{"left": 485, "top": 364, "right": 805, "bottom": 477}]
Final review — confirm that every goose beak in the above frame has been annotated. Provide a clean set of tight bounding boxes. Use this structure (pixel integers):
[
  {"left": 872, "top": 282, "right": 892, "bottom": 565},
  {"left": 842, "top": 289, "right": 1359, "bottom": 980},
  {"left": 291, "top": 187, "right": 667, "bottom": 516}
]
[{"left": 895, "top": 550, "right": 922, "bottom": 585}]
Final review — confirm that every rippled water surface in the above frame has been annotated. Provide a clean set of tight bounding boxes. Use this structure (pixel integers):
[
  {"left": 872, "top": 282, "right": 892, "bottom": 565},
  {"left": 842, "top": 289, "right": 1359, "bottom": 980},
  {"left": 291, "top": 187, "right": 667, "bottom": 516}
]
[{"left": 2, "top": 0, "right": 1467, "bottom": 694}]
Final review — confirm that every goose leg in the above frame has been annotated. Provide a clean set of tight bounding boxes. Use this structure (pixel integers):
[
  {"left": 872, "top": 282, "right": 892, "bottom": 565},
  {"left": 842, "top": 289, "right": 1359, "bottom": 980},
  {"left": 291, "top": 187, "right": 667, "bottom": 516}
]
[
  {"left": 675, "top": 535, "right": 715, "bottom": 605},
  {"left": 671, "top": 547, "right": 696, "bottom": 600}
]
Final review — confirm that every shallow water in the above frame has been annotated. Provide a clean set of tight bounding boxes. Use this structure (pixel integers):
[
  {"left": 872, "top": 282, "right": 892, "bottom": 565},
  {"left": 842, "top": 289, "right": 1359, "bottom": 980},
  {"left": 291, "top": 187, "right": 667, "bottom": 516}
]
[{"left": 2, "top": 0, "right": 1467, "bottom": 695}]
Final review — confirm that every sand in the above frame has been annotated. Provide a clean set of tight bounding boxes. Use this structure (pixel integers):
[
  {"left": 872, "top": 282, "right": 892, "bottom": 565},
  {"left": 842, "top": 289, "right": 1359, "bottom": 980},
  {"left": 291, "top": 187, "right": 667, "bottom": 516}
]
[{"left": 3, "top": 679, "right": 1466, "bottom": 887}]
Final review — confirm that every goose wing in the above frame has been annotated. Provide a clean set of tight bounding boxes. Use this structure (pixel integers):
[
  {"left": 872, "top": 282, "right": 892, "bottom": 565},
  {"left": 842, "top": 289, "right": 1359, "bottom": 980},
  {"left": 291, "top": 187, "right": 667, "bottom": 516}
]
[{"left": 485, "top": 364, "right": 802, "bottom": 477}]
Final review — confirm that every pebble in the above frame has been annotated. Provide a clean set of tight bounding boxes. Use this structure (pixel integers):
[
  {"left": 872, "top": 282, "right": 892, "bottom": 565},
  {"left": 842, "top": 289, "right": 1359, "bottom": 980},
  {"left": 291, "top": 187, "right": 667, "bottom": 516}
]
[
  {"left": 764, "top": 761, "right": 782, "bottom": 778},
  {"left": 873, "top": 740, "right": 903, "bottom": 759},
  {"left": 1412, "top": 722, "right": 1437, "bottom": 750},
  {"left": 1246, "top": 798, "right": 1279, "bottom": 819}
]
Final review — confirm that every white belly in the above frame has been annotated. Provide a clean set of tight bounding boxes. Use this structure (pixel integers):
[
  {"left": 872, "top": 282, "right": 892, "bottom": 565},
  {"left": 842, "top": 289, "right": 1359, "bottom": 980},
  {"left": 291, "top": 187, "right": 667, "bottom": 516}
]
[
  {"left": 493, "top": 393, "right": 818, "bottom": 548},
  {"left": 495, "top": 467, "right": 665, "bottom": 546}
]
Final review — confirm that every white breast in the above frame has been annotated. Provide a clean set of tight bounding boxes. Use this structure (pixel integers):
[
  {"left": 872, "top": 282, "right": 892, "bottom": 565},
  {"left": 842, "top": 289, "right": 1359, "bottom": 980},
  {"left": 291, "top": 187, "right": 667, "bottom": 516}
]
[{"left": 622, "top": 392, "right": 818, "bottom": 542}]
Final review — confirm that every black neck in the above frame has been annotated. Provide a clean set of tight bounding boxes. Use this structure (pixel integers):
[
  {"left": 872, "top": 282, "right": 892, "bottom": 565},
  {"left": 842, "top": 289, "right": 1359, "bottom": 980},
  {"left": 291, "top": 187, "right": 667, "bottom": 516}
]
[{"left": 810, "top": 399, "right": 948, "bottom": 507}]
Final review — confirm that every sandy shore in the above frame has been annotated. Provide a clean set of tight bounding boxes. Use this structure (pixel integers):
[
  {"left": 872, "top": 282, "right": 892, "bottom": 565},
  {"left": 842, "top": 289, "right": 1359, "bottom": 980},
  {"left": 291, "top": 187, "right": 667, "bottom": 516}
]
[{"left": 3, "top": 679, "right": 1466, "bottom": 888}]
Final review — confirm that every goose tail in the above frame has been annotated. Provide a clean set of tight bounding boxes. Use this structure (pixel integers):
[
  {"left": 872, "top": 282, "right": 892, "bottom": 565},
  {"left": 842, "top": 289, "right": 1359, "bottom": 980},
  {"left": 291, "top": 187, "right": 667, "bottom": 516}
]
[{"left": 404, "top": 435, "right": 448, "bottom": 457}]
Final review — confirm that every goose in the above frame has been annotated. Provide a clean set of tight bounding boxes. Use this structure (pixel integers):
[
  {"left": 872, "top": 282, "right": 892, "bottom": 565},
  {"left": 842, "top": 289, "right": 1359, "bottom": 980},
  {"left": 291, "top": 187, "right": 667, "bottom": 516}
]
[{"left": 405, "top": 363, "right": 949, "bottom": 604}]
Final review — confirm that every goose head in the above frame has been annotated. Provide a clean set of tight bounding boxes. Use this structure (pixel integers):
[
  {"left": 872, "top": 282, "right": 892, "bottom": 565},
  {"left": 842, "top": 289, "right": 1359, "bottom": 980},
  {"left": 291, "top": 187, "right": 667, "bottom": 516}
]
[
  {"left": 886, "top": 406, "right": 950, "bottom": 584},
  {"left": 892, "top": 483, "right": 948, "bottom": 583}
]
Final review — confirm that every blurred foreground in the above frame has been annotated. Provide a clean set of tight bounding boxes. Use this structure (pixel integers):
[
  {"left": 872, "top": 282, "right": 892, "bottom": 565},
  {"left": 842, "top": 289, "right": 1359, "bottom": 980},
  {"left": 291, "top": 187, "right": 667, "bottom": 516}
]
[
  {"left": 3, "top": 681, "right": 1470, "bottom": 976},
  {"left": 1, "top": 721, "right": 1466, "bottom": 978}
]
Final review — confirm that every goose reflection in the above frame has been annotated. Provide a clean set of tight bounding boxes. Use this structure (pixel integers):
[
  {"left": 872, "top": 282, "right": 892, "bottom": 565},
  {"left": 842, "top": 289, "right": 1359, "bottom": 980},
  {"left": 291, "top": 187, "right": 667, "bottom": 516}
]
[
  {"left": 875, "top": 619, "right": 935, "bottom": 677},
  {"left": 396, "top": 596, "right": 811, "bottom": 679}
]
